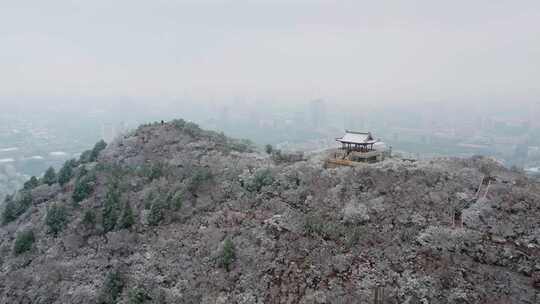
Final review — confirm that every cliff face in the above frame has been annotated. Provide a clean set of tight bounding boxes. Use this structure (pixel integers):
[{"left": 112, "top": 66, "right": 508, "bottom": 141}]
[{"left": 0, "top": 120, "right": 539, "bottom": 304}]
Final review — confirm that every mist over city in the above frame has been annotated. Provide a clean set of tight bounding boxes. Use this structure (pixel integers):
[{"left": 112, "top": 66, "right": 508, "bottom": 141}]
[
  {"left": 1, "top": 1, "right": 540, "bottom": 303},
  {"left": 2, "top": 93, "right": 540, "bottom": 199}
]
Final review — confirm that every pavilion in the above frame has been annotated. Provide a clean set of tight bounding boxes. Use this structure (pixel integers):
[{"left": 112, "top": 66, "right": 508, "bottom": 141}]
[{"left": 336, "top": 131, "right": 378, "bottom": 153}]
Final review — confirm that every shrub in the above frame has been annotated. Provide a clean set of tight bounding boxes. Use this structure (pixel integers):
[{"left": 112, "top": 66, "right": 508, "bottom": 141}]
[
  {"left": 217, "top": 238, "right": 236, "bottom": 271},
  {"left": 478, "top": 159, "right": 497, "bottom": 177},
  {"left": 171, "top": 118, "right": 186, "bottom": 129},
  {"left": 147, "top": 201, "right": 164, "bottom": 226},
  {"left": 416, "top": 226, "right": 482, "bottom": 252},
  {"left": 172, "top": 118, "right": 200, "bottom": 135},
  {"left": 246, "top": 169, "right": 274, "bottom": 192},
  {"left": 45, "top": 204, "right": 68, "bottom": 236},
  {"left": 345, "top": 227, "right": 364, "bottom": 248},
  {"left": 143, "top": 190, "right": 183, "bottom": 226},
  {"left": 127, "top": 287, "right": 150, "bottom": 304},
  {"left": 272, "top": 150, "right": 304, "bottom": 164},
  {"left": 143, "top": 192, "right": 154, "bottom": 210},
  {"left": 23, "top": 176, "right": 39, "bottom": 190},
  {"left": 304, "top": 214, "right": 325, "bottom": 236},
  {"left": 119, "top": 202, "right": 135, "bottom": 229},
  {"left": 137, "top": 162, "right": 167, "bottom": 182},
  {"left": 58, "top": 159, "right": 76, "bottom": 186},
  {"left": 173, "top": 118, "right": 253, "bottom": 152},
  {"left": 42, "top": 167, "right": 57, "bottom": 186},
  {"left": 304, "top": 214, "right": 344, "bottom": 240},
  {"left": 82, "top": 209, "right": 96, "bottom": 227},
  {"left": 188, "top": 167, "right": 212, "bottom": 193},
  {"left": 171, "top": 192, "right": 183, "bottom": 210},
  {"left": 227, "top": 139, "right": 253, "bottom": 153},
  {"left": 13, "top": 230, "right": 35, "bottom": 256},
  {"left": 98, "top": 269, "right": 124, "bottom": 304},
  {"left": 78, "top": 166, "right": 88, "bottom": 178},
  {"left": 141, "top": 162, "right": 166, "bottom": 182},
  {"left": 265, "top": 144, "right": 273, "bottom": 154},
  {"left": 183, "top": 121, "right": 202, "bottom": 137},
  {"left": 2, "top": 191, "right": 32, "bottom": 225}
]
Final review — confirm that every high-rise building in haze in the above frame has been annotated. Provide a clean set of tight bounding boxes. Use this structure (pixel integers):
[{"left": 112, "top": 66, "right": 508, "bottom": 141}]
[
  {"left": 344, "top": 111, "right": 365, "bottom": 131},
  {"left": 530, "top": 102, "right": 540, "bottom": 128},
  {"left": 219, "top": 106, "right": 230, "bottom": 128},
  {"left": 101, "top": 122, "right": 128, "bottom": 143},
  {"left": 309, "top": 99, "right": 326, "bottom": 129},
  {"left": 101, "top": 123, "right": 116, "bottom": 143}
]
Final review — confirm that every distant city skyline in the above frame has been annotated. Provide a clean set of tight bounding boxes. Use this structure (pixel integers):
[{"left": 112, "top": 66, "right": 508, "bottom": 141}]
[{"left": 1, "top": 1, "right": 539, "bottom": 104}]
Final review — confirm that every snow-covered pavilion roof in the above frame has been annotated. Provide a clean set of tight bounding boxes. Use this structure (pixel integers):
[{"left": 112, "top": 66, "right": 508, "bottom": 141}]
[{"left": 336, "top": 131, "right": 378, "bottom": 145}]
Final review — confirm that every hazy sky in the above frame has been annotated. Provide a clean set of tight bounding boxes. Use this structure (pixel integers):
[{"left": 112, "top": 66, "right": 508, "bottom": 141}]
[{"left": 1, "top": 0, "right": 539, "bottom": 105}]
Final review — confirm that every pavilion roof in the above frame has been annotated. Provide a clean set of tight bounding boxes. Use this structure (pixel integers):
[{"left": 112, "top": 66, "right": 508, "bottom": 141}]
[{"left": 336, "top": 131, "right": 378, "bottom": 145}]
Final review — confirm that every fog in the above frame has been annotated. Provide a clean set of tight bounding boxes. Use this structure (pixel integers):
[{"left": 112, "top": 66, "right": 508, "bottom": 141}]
[
  {"left": 1, "top": 1, "right": 540, "bottom": 199},
  {"left": 1, "top": 0, "right": 539, "bottom": 105}
]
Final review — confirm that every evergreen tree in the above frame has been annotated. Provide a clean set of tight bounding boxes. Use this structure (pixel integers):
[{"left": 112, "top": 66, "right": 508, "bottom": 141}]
[
  {"left": 13, "top": 230, "right": 34, "bottom": 256},
  {"left": 90, "top": 140, "right": 107, "bottom": 162},
  {"left": 58, "top": 159, "right": 75, "bottom": 186},
  {"left": 72, "top": 177, "right": 92, "bottom": 203},
  {"left": 171, "top": 192, "right": 183, "bottom": 211},
  {"left": 119, "top": 202, "right": 135, "bottom": 229},
  {"left": 217, "top": 238, "right": 236, "bottom": 271},
  {"left": 2, "top": 192, "right": 32, "bottom": 225},
  {"left": 82, "top": 209, "right": 96, "bottom": 228},
  {"left": 23, "top": 176, "right": 39, "bottom": 190},
  {"left": 72, "top": 169, "right": 95, "bottom": 203},
  {"left": 79, "top": 150, "right": 93, "bottom": 164},
  {"left": 1, "top": 197, "right": 17, "bottom": 225},
  {"left": 147, "top": 201, "right": 164, "bottom": 226},
  {"left": 246, "top": 169, "right": 274, "bottom": 192},
  {"left": 45, "top": 204, "right": 68, "bottom": 236},
  {"left": 102, "top": 183, "right": 120, "bottom": 233},
  {"left": 98, "top": 269, "right": 124, "bottom": 304},
  {"left": 127, "top": 287, "right": 150, "bottom": 304},
  {"left": 42, "top": 167, "right": 57, "bottom": 186}
]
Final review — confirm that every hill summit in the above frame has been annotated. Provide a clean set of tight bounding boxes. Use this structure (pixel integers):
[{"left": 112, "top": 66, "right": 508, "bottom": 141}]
[{"left": 0, "top": 119, "right": 539, "bottom": 303}]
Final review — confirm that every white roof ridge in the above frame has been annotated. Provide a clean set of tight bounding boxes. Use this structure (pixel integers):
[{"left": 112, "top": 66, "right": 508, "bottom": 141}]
[
  {"left": 345, "top": 130, "right": 371, "bottom": 135},
  {"left": 337, "top": 131, "right": 378, "bottom": 144}
]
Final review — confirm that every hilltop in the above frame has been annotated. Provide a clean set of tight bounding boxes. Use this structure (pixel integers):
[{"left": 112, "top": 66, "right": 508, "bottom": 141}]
[{"left": 0, "top": 119, "right": 539, "bottom": 303}]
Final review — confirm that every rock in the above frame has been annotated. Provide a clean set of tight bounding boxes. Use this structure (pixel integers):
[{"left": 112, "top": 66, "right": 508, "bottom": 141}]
[
  {"left": 456, "top": 192, "right": 470, "bottom": 201},
  {"left": 366, "top": 196, "right": 386, "bottom": 213},
  {"left": 302, "top": 290, "right": 327, "bottom": 304},
  {"left": 216, "top": 293, "right": 229, "bottom": 304},
  {"left": 410, "top": 213, "right": 427, "bottom": 226},
  {"left": 342, "top": 200, "right": 370, "bottom": 224},
  {"left": 331, "top": 255, "right": 351, "bottom": 273},
  {"left": 511, "top": 201, "right": 528, "bottom": 213},
  {"left": 64, "top": 233, "right": 84, "bottom": 252},
  {"left": 264, "top": 215, "right": 289, "bottom": 232},
  {"left": 532, "top": 272, "right": 540, "bottom": 289}
]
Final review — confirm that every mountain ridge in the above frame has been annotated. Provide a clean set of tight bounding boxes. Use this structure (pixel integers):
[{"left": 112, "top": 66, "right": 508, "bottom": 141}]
[{"left": 0, "top": 119, "right": 539, "bottom": 303}]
